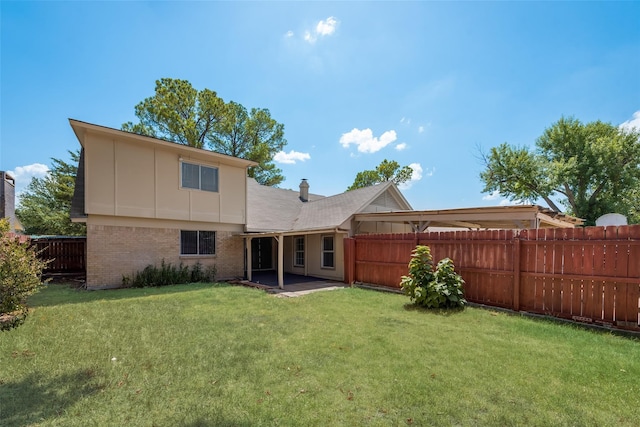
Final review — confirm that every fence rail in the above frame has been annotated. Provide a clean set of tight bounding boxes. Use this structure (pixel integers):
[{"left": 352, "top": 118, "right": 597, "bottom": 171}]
[{"left": 344, "top": 225, "right": 640, "bottom": 331}]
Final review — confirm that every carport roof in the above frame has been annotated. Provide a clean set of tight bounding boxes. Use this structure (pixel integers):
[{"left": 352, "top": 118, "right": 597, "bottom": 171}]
[{"left": 353, "top": 205, "right": 583, "bottom": 231}]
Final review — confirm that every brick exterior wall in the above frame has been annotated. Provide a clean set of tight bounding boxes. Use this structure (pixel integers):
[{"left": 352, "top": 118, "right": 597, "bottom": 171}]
[{"left": 87, "top": 224, "right": 244, "bottom": 289}]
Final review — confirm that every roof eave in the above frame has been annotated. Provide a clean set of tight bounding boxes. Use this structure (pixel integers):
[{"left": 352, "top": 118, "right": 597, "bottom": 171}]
[{"left": 69, "top": 119, "right": 258, "bottom": 169}]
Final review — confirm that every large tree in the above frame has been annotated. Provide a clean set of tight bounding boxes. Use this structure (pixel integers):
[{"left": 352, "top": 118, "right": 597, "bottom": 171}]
[
  {"left": 122, "top": 78, "right": 286, "bottom": 186},
  {"left": 480, "top": 117, "right": 640, "bottom": 225},
  {"left": 16, "top": 150, "right": 86, "bottom": 235},
  {"left": 347, "top": 159, "right": 413, "bottom": 191},
  {"left": 210, "top": 101, "right": 286, "bottom": 187}
]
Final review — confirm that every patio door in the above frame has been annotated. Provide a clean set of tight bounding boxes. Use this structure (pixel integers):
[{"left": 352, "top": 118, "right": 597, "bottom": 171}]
[{"left": 251, "top": 237, "right": 273, "bottom": 270}]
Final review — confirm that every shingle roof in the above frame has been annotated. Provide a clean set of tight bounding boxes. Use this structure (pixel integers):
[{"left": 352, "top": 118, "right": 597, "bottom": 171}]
[{"left": 246, "top": 178, "right": 402, "bottom": 232}]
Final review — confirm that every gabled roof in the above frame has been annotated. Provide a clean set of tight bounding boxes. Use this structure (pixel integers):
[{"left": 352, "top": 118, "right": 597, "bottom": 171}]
[
  {"left": 246, "top": 178, "right": 412, "bottom": 233},
  {"left": 246, "top": 178, "right": 325, "bottom": 232}
]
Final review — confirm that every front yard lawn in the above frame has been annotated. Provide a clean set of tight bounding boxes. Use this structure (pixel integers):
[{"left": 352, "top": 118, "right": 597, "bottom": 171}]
[{"left": 1, "top": 283, "right": 639, "bottom": 426}]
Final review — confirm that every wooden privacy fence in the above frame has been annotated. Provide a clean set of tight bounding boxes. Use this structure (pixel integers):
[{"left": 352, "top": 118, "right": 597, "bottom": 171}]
[
  {"left": 344, "top": 225, "right": 640, "bottom": 331},
  {"left": 31, "top": 237, "right": 86, "bottom": 278}
]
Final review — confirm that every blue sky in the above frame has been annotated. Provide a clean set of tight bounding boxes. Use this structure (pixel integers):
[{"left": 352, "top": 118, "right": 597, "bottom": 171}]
[{"left": 1, "top": 1, "right": 639, "bottom": 211}]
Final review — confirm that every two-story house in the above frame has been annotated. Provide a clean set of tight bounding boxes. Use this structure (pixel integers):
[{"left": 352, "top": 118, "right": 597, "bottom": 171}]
[
  {"left": 70, "top": 119, "right": 257, "bottom": 288},
  {"left": 70, "top": 119, "right": 413, "bottom": 289}
]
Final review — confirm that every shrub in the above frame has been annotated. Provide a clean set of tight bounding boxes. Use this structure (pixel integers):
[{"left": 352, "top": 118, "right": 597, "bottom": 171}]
[
  {"left": 0, "top": 219, "right": 48, "bottom": 331},
  {"left": 400, "top": 245, "right": 466, "bottom": 309},
  {"left": 124, "top": 260, "right": 217, "bottom": 288}
]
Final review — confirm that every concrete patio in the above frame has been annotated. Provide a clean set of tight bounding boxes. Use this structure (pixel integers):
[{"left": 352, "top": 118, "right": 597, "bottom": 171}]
[{"left": 232, "top": 272, "right": 347, "bottom": 297}]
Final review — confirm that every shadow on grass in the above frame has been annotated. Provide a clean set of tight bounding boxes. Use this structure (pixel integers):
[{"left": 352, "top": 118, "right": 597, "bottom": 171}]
[
  {"left": 403, "top": 303, "right": 466, "bottom": 316},
  {"left": 0, "top": 368, "right": 105, "bottom": 426},
  {"left": 29, "top": 282, "right": 231, "bottom": 308}
]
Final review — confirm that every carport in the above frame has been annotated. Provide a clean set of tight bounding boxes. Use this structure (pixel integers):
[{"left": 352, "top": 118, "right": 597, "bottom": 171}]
[{"left": 353, "top": 205, "right": 583, "bottom": 233}]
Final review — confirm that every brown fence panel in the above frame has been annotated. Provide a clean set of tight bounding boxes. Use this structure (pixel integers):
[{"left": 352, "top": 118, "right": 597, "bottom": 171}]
[
  {"left": 31, "top": 237, "right": 86, "bottom": 277},
  {"left": 349, "top": 224, "right": 640, "bottom": 332},
  {"left": 418, "top": 229, "right": 515, "bottom": 309},
  {"left": 353, "top": 234, "right": 414, "bottom": 288},
  {"left": 517, "top": 226, "right": 640, "bottom": 329}
]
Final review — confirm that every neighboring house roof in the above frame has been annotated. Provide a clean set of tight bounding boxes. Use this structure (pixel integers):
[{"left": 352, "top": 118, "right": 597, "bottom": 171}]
[{"left": 246, "top": 178, "right": 412, "bottom": 233}]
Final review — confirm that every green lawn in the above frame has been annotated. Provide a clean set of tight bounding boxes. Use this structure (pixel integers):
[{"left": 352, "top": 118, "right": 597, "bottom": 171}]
[{"left": 1, "top": 283, "right": 639, "bottom": 426}]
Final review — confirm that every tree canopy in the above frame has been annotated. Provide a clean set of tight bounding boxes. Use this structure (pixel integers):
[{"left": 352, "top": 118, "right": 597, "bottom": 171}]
[
  {"left": 16, "top": 150, "right": 86, "bottom": 236},
  {"left": 122, "top": 78, "right": 287, "bottom": 186},
  {"left": 347, "top": 159, "right": 413, "bottom": 191},
  {"left": 480, "top": 117, "right": 640, "bottom": 225}
]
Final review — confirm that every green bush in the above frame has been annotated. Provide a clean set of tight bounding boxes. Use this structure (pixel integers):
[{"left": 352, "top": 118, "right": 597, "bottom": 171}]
[
  {"left": 400, "top": 245, "right": 466, "bottom": 309},
  {"left": 0, "top": 219, "right": 48, "bottom": 331},
  {"left": 124, "top": 260, "right": 217, "bottom": 288}
]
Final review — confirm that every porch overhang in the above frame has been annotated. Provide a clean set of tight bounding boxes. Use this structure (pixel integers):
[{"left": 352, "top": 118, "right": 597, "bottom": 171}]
[{"left": 241, "top": 227, "right": 349, "bottom": 290}]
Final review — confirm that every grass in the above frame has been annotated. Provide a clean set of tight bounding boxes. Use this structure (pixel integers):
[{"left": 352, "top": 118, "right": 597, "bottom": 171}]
[{"left": 1, "top": 283, "right": 640, "bottom": 426}]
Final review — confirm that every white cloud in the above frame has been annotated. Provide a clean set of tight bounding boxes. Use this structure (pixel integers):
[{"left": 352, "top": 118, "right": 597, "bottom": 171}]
[
  {"left": 398, "top": 163, "right": 425, "bottom": 190},
  {"left": 274, "top": 150, "right": 311, "bottom": 164},
  {"left": 482, "top": 190, "right": 501, "bottom": 201},
  {"left": 409, "top": 163, "right": 423, "bottom": 180},
  {"left": 304, "top": 31, "right": 314, "bottom": 43},
  {"left": 400, "top": 117, "right": 411, "bottom": 125},
  {"left": 8, "top": 163, "right": 50, "bottom": 196},
  {"left": 418, "top": 125, "right": 425, "bottom": 133},
  {"left": 483, "top": 190, "right": 524, "bottom": 206},
  {"left": 316, "top": 16, "right": 338, "bottom": 36},
  {"left": 620, "top": 110, "right": 640, "bottom": 132},
  {"left": 499, "top": 198, "right": 524, "bottom": 206},
  {"left": 303, "top": 16, "right": 339, "bottom": 43},
  {"left": 285, "top": 30, "right": 294, "bottom": 38},
  {"left": 339, "top": 128, "right": 397, "bottom": 153},
  {"left": 395, "top": 142, "right": 407, "bottom": 151}
]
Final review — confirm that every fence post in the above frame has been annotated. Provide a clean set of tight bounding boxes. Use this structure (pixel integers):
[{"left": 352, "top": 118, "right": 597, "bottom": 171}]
[{"left": 513, "top": 237, "right": 521, "bottom": 311}]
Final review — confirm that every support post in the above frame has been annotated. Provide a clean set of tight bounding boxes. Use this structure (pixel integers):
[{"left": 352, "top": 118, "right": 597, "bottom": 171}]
[
  {"left": 276, "top": 234, "right": 284, "bottom": 289},
  {"left": 246, "top": 237, "right": 253, "bottom": 282}
]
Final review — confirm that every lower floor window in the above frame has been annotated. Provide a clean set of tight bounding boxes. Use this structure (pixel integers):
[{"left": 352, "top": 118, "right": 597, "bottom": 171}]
[
  {"left": 294, "top": 236, "right": 305, "bottom": 267},
  {"left": 181, "top": 230, "right": 215, "bottom": 255},
  {"left": 322, "top": 235, "right": 334, "bottom": 268}
]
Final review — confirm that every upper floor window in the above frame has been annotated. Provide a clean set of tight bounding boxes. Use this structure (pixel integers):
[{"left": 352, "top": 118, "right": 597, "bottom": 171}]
[{"left": 182, "top": 162, "right": 218, "bottom": 192}]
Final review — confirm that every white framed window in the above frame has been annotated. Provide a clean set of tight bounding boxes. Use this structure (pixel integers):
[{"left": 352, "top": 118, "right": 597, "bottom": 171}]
[
  {"left": 294, "top": 236, "right": 305, "bottom": 267},
  {"left": 181, "top": 162, "right": 218, "bottom": 192},
  {"left": 321, "top": 235, "right": 334, "bottom": 269},
  {"left": 181, "top": 230, "right": 215, "bottom": 255}
]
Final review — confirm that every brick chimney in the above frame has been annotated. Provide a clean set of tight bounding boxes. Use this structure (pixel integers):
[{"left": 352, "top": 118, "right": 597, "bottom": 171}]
[
  {"left": 299, "top": 179, "right": 309, "bottom": 202},
  {"left": 0, "top": 172, "right": 16, "bottom": 231}
]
